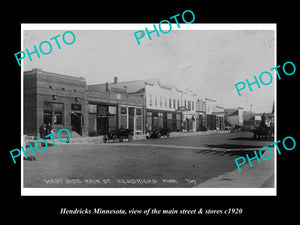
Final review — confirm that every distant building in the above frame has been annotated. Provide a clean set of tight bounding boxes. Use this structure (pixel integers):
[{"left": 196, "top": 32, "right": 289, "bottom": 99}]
[{"left": 225, "top": 107, "right": 244, "bottom": 128}]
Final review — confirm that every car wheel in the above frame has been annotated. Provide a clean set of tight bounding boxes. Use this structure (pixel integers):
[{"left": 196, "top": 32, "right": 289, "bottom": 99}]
[
  {"left": 119, "top": 137, "right": 123, "bottom": 142},
  {"left": 102, "top": 136, "right": 107, "bottom": 143}
]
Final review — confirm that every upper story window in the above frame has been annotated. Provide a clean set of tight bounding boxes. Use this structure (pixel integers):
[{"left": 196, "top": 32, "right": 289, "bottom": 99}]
[
  {"left": 160, "top": 96, "right": 162, "bottom": 107},
  {"left": 121, "top": 107, "right": 127, "bottom": 115},
  {"left": 88, "top": 104, "right": 97, "bottom": 113},
  {"left": 149, "top": 95, "right": 152, "bottom": 106},
  {"left": 43, "top": 102, "right": 64, "bottom": 125}
]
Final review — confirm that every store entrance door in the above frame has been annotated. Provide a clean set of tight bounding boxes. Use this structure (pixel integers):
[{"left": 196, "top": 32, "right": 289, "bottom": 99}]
[
  {"left": 128, "top": 107, "right": 135, "bottom": 131},
  {"left": 71, "top": 112, "right": 82, "bottom": 136}
]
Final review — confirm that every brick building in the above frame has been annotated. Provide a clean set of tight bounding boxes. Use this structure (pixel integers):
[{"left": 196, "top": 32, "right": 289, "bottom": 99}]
[
  {"left": 24, "top": 68, "right": 88, "bottom": 137},
  {"left": 23, "top": 69, "right": 144, "bottom": 138}
]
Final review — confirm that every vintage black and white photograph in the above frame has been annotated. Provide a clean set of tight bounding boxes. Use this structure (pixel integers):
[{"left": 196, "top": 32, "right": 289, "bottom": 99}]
[{"left": 21, "top": 24, "right": 276, "bottom": 195}]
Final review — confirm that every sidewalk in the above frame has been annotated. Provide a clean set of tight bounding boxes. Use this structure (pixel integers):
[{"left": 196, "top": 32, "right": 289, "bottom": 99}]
[
  {"left": 171, "top": 130, "right": 230, "bottom": 137},
  {"left": 194, "top": 150, "right": 275, "bottom": 188},
  {"left": 65, "top": 130, "right": 231, "bottom": 144}
]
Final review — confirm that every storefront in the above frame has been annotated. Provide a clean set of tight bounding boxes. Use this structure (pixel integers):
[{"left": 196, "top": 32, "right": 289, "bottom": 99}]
[
  {"left": 88, "top": 103, "right": 118, "bottom": 136},
  {"left": 119, "top": 106, "right": 143, "bottom": 135},
  {"left": 24, "top": 69, "right": 88, "bottom": 138},
  {"left": 87, "top": 88, "right": 145, "bottom": 136},
  {"left": 146, "top": 110, "right": 182, "bottom": 132},
  {"left": 182, "top": 112, "right": 196, "bottom": 132},
  {"left": 196, "top": 111, "right": 206, "bottom": 131},
  {"left": 206, "top": 114, "right": 217, "bottom": 130},
  {"left": 213, "top": 112, "right": 225, "bottom": 130}
]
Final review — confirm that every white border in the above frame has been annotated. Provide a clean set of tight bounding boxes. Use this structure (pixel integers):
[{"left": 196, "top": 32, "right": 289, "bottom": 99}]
[{"left": 21, "top": 23, "right": 277, "bottom": 196}]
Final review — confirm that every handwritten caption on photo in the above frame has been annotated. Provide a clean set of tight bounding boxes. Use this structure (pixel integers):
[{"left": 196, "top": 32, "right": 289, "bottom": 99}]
[{"left": 43, "top": 178, "right": 197, "bottom": 186}]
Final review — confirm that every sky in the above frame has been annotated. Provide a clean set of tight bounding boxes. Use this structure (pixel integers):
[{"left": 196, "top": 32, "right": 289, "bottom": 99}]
[{"left": 23, "top": 27, "right": 275, "bottom": 113}]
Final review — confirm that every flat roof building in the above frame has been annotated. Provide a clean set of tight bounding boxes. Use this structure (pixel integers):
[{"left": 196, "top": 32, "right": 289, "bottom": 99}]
[{"left": 23, "top": 69, "right": 145, "bottom": 138}]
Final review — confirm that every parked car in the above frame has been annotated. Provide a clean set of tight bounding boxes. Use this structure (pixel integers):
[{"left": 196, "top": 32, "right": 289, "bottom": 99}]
[
  {"left": 102, "top": 128, "right": 134, "bottom": 143},
  {"left": 146, "top": 128, "right": 171, "bottom": 139}
]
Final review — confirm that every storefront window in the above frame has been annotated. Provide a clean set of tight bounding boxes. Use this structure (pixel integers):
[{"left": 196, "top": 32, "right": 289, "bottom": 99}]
[
  {"left": 88, "top": 113, "right": 97, "bottom": 135},
  {"left": 43, "top": 102, "right": 64, "bottom": 125},
  {"left": 149, "top": 95, "right": 152, "bottom": 106},
  {"left": 167, "top": 113, "right": 172, "bottom": 120},
  {"left": 88, "top": 104, "right": 97, "bottom": 113},
  {"left": 121, "top": 107, "right": 127, "bottom": 114},
  {"left": 129, "top": 108, "right": 135, "bottom": 116},
  {"left": 176, "top": 113, "right": 181, "bottom": 131},
  {"left": 54, "top": 112, "right": 63, "bottom": 124},
  {"left": 136, "top": 116, "right": 142, "bottom": 131},
  {"left": 120, "top": 107, "right": 127, "bottom": 129},
  {"left": 108, "top": 106, "right": 117, "bottom": 115},
  {"left": 108, "top": 106, "right": 117, "bottom": 131},
  {"left": 160, "top": 96, "right": 162, "bottom": 107},
  {"left": 44, "top": 102, "right": 52, "bottom": 111},
  {"left": 136, "top": 108, "right": 142, "bottom": 115},
  {"left": 147, "top": 116, "right": 152, "bottom": 131},
  {"left": 44, "top": 111, "right": 52, "bottom": 124}
]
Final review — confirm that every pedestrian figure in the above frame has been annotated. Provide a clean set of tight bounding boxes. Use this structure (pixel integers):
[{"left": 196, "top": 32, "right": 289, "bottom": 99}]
[
  {"left": 39, "top": 123, "right": 46, "bottom": 139},
  {"left": 260, "top": 113, "right": 266, "bottom": 128},
  {"left": 46, "top": 122, "right": 52, "bottom": 137}
]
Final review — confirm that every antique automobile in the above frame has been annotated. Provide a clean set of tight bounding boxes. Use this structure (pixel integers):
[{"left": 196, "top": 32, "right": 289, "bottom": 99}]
[
  {"left": 146, "top": 128, "right": 171, "bottom": 139},
  {"left": 102, "top": 128, "right": 134, "bottom": 143}
]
